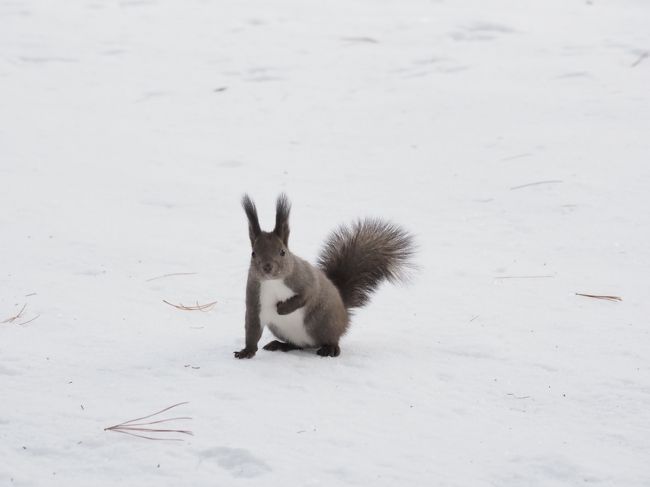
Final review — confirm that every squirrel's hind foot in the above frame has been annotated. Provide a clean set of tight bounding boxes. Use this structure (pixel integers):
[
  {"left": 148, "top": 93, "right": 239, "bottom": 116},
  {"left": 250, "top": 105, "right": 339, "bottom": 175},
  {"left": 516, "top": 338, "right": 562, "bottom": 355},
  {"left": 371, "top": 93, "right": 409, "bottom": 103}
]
[
  {"left": 317, "top": 344, "right": 341, "bottom": 357},
  {"left": 263, "top": 340, "right": 302, "bottom": 352}
]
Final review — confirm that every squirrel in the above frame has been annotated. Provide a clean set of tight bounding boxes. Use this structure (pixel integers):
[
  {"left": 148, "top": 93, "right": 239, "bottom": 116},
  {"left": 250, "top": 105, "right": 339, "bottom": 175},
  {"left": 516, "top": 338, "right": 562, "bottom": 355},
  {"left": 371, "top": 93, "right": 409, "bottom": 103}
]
[{"left": 234, "top": 193, "right": 415, "bottom": 359}]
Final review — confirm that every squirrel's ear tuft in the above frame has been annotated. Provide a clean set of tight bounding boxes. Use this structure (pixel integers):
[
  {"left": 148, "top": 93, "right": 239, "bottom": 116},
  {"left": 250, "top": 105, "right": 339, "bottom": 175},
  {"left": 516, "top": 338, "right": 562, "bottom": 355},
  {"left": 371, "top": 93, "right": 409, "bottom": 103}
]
[
  {"left": 242, "top": 194, "right": 261, "bottom": 245},
  {"left": 274, "top": 193, "right": 291, "bottom": 246}
]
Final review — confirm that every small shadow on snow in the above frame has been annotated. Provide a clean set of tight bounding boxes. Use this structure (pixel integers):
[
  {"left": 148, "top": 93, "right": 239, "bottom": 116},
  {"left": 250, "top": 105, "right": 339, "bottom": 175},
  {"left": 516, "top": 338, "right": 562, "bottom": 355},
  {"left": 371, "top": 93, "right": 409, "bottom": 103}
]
[
  {"left": 466, "top": 22, "right": 516, "bottom": 34},
  {"left": 450, "top": 22, "right": 516, "bottom": 42},
  {"left": 216, "top": 160, "right": 244, "bottom": 168},
  {"left": 554, "top": 71, "right": 593, "bottom": 80},
  {"left": 19, "top": 56, "right": 79, "bottom": 64},
  {"left": 140, "top": 198, "right": 177, "bottom": 209},
  {"left": 199, "top": 447, "right": 271, "bottom": 478}
]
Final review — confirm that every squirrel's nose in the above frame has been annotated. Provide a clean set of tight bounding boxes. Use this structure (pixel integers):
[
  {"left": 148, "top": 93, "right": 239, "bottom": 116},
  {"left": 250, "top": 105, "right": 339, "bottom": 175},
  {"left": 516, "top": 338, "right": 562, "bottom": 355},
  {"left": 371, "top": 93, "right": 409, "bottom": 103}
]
[{"left": 262, "top": 263, "right": 273, "bottom": 273}]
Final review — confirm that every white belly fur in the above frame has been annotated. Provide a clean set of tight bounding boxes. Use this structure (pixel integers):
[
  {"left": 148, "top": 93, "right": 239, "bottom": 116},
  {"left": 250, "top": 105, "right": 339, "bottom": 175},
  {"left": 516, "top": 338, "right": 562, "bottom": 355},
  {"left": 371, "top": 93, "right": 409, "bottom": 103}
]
[{"left": 259, "top": 279, "right": 314, "bottom": 347}]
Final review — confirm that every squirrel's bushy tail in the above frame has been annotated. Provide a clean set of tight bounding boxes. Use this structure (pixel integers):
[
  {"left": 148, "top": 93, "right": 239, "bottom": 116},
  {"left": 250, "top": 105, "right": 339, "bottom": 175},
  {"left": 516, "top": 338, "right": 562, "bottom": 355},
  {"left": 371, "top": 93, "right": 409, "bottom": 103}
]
[{"left": 317, "top": 218, "right": 415, "bottom": 310}]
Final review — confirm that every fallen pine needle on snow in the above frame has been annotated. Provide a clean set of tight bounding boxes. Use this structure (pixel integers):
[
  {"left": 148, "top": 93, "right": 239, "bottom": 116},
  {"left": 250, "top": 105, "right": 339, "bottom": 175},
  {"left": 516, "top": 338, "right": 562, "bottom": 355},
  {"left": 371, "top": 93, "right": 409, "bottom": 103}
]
[
  {"left": 104, "top": 402, "right": 193, "bottom": 441},
  {"left": 510, "top": 180, "right": 563, "bottom": 190},
  {"left": 576, "top": 293, "right": 622, "bottom": 302},
  {"left": 2, "top": 304, "right": 27, "bottom": 324},
  {"left": 494, "top": 275, "right": 554, "bottom": 280},
  {"left": 146, "top": 272, "right": 197, "bottom": 282},
  {"left": 507, "top": 393, "right": 531, "bottom": 400},
  {"left": 631, "top": 51, "right": 649, "bottom": 68},
  {"left": 163, "top": 299, "right": 217, "bottom": 311},
  {"left": 16, "top": 315, "right": 41, "bottom": 326}
]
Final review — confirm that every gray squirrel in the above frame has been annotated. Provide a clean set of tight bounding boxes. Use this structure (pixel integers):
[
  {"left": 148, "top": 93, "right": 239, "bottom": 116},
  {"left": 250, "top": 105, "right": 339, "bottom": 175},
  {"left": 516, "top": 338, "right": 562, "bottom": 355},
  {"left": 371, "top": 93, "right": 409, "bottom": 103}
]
[{"left": 234, "top": 193, "right": 415, "bottom": 359}]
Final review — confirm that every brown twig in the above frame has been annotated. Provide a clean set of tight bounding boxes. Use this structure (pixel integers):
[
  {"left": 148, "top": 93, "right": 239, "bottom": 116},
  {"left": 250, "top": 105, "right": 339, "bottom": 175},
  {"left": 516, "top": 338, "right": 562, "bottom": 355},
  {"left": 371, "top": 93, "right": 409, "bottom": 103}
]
[
  {"left": 146, "top": 272, "right": 197, "bottom": 282},
  {"left": 576, "top": 293, "right": 622, "bottom": 302},
  {"left": 105, "top": 402, "right": 193, "bottom": 441},
  {"left": 163, "top": 299, "right": 217, "bottom": 312},
  {"left": 2, "top": 304, "right": 27, "bottom": 324}
]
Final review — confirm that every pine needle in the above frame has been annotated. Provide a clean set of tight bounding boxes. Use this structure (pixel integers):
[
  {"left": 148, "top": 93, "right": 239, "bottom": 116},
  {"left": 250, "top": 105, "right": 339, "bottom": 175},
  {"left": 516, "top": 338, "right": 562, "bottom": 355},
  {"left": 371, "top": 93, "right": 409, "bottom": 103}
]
[
  {"left": 494, "top": 275, "right": 554, "bottom": 280},
  {"left": 146, "top": 272, "right": 197, "bottom": 282},
  {"left": 576, "top": 293, "right": 622, "bottom": 302},
  {"left": 105, "top": 402, "right": 193, "bottom": 441},
  {"left": 2, "top": 304, "right": 27, "bottom": 324},
  {"left": 163, "top": 299, "right": 217, "bottom": 311},
  {"left": 16, "top": 315, "right": 40, "bottom": 326}
]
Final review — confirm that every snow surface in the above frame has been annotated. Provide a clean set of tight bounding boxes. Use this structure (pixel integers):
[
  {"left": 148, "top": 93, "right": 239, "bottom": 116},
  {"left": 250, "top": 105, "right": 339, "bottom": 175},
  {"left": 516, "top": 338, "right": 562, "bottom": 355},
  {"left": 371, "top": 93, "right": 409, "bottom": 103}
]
[{"left": 1, "top": 0, "right": 650, "bottom": 485}]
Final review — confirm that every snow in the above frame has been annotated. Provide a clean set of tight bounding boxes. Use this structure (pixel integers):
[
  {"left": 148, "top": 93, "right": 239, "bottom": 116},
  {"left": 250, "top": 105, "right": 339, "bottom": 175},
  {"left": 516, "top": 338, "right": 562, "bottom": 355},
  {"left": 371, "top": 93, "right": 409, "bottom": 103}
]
[{"left": 1, "top": 0, "right": 649, "bottom": 485}]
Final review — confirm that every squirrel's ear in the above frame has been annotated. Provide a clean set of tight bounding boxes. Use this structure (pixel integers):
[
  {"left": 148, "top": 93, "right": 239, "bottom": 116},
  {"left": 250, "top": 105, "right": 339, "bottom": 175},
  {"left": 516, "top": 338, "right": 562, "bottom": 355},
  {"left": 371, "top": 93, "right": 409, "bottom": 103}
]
[
  {"left": 273, "top": 193, "right": 291, "bottom": 246},
  {"left": 242, "top": 194, "right": 261, "bottom": 245}
]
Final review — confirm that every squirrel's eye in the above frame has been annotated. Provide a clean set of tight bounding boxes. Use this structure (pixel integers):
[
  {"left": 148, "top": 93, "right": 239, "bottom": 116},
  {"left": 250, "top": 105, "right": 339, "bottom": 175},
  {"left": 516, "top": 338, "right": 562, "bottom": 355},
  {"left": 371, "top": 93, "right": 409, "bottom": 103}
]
[
  {"left": 280, "top": 249, "right": 286, "bottom": 257},
  {"left": 251, "top": 251, "right": 256, "bottom": 258}
]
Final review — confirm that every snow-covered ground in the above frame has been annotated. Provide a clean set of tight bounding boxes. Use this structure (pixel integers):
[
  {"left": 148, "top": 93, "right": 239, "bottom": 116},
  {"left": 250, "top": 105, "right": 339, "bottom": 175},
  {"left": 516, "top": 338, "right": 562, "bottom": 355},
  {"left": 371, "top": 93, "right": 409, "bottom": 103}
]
[{"left": 1, "top": 0, "right": 649, "bottom": 485}]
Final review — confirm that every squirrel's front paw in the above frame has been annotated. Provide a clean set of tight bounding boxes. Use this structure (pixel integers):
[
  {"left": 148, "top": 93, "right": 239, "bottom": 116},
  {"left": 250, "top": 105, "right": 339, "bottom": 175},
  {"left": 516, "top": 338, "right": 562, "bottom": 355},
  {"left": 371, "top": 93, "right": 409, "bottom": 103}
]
[
  {"left": 233, "top": 348, "right": 256, "bottom": 359},
  {"left": 276, "top": 300, "right": 291, "bottom": 315}
]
